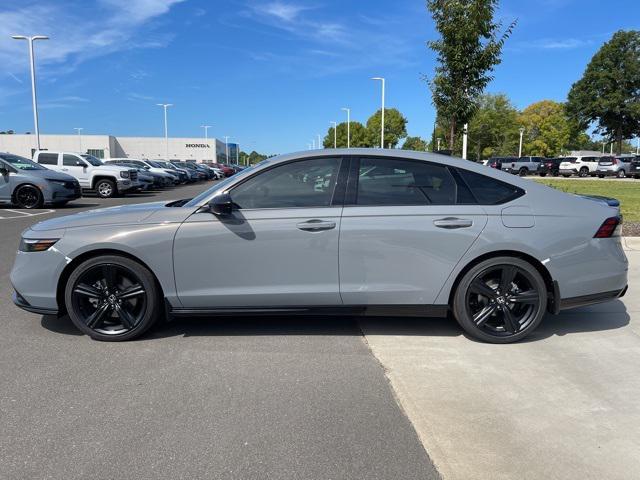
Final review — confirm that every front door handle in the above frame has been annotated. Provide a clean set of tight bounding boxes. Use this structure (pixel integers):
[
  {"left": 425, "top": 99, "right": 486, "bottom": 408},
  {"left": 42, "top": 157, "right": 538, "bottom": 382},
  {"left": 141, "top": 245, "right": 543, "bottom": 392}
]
[
  {"left": 296, "top": 219, "right": 336, "bottom": 232},
  {"left": 433, "top": 217, "right": 473, "bottom": 229},
  {"left": 61, "top": 168, "right": 69, "bottom": 171}
]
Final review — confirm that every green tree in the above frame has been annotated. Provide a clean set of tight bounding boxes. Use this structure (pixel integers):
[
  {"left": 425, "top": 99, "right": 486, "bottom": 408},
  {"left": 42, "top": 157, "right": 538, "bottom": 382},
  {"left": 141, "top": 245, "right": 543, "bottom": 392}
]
[
  {"left": 402, "top": 136, "right": 429, "bottom": 151},
  {"left": 427, "top": 0, "right": 516, "bottom": 150},
  {"left": 567, "top": 30, "right": 640, "bottom": 154},
  {"left": 467, "top": 93, "right": 519, "bottom": 160},
  {"left": 518, "top": 100, "right": 572, "bottom": 157},
  {"left": 324, "top": 121, "right": 370, "bottom": 148},
  {"left": 365, "top": 108, "right": 408, "bottom": 148}
]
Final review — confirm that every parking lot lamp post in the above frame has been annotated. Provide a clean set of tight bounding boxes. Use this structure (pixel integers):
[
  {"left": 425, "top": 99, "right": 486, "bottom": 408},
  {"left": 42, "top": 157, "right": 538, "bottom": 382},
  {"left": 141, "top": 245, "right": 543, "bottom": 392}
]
[
  {"left": 462, "top": 123, "right": 468, "bottom": 159},
  {"left": 436, "top": 137, "right": 441, "bottom": 151},
  {"left": 371, "top": 77, "right": 385, "bottom": 148},
  {"left": 330, "top": 121, "right": 337, "bottom": 148},
  {"left": 200, "top": 125, "right": 212, "bottom": 161},
  {"left": 317, "top": 134, "right": 322, "bottom": 149},
  {"left": 11, "top": 35, "right": 49, "bottom": 151},
  {"left": 223, "top": 136, "right": 230, "bottom": 162},
  {"left": 636, "top": 137, "right": 639, "bottom": 155},
  {"left": 341, "top": 108, "right": 350, "bottom": 148},
  {"left": 73, "top": 127, "right": 83, "bottom": 152},
  {"left": 518, "top": 127, "right": 525, "bottom": 158},
  {"left": 157, "top": 103, "right": 172, "bottom": 159}
]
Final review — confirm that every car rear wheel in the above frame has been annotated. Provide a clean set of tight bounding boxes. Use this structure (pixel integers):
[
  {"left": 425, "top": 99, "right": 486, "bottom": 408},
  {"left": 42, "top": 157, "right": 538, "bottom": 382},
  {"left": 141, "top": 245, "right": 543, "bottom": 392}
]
[
  {"left": 452, "top": 257, "right": 547, "bottom": 344},
  {"left": 539, "top": 172, "right": 547, "bottom": 177},
  {"left": 14, "top": 184, "right": 44, "bottom": 209},
  {"left": 617, "top": 170, "right": 626, "bottom": 178},
  {"left": 95, "top": 179, "right": 116, "bottom": 198},
  {"left": 518, "top": 167, "right": 528, "bottom": 176},
  {"left": 64, "top": 255, "right": 160, "bottom": 341},
  {"left": 579, "top": 167, "right": 589, "bottom": 177}
]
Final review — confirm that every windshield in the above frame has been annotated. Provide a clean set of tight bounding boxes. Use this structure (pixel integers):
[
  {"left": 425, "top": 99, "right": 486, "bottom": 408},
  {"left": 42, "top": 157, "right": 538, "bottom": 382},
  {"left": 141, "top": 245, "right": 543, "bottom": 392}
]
[
  {"left": 184, "top": 161, "right": 265, "bottom": 207},
  {"left": 81, "top": 154, "right": 103, "bottom": 166},
  {"left": 0, "top": 153, "right": 46, "bottom": 170},
  {"left": 148, "top": 161, "right": 163, "bottom": 168}
]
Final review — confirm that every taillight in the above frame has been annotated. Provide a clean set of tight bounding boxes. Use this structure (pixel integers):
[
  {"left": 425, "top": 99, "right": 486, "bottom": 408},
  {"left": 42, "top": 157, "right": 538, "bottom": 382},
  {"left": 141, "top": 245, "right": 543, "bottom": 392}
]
[{"left": 594, "top": 216, "right": 622, "bottom": 238}]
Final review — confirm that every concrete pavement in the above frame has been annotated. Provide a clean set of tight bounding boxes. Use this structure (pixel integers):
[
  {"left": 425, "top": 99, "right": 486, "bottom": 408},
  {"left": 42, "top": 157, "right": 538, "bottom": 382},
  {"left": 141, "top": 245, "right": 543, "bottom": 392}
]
[{"left": 360, "top": 241, "right": 640, "bottom": 480}]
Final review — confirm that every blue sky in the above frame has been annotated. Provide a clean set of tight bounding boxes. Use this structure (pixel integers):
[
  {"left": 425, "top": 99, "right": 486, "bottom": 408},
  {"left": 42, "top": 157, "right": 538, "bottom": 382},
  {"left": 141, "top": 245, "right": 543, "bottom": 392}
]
[{"left": 0, "top": 0, "right": 637, "bottom": 154}]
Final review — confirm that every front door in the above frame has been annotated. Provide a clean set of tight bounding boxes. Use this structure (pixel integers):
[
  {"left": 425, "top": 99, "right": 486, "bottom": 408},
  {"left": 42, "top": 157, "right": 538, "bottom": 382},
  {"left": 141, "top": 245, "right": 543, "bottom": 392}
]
[
  {"left": 0, "top": 160, "right": 12, "bottom": 203},
  {"left": 339, "top": 156, "right": 488, "bottom": 305},
  {"left": 173, "top": 156, "right": 345, "bottom": 308},
  {"left": 61, "top": 154, "right": 90, "bottom": 187}
]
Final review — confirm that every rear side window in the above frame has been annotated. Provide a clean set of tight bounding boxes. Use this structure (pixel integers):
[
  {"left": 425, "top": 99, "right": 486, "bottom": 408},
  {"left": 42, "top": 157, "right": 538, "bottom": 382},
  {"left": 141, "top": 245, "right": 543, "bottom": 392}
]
[
  {"left": 457, "top": 169, "right": 524, "bottom": 205},
  {"left": 37, "top": 153, "right": 58, "bottom": 165},
  {"left": 357, "top": 157, "right": 456, "bottom": 205}
]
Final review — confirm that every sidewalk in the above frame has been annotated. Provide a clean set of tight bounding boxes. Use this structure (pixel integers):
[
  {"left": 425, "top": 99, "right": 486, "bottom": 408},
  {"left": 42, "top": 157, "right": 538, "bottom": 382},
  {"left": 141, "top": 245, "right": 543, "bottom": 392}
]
[{"left": 360, "top": 239, "right": 640, "bottom": 480}]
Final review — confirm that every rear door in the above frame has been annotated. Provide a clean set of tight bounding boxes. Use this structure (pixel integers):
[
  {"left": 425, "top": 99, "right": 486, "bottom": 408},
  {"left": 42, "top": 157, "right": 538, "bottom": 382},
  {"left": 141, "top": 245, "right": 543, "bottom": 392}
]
[{"left": 338, "top": 156, "right": 488, "bottom": 305}]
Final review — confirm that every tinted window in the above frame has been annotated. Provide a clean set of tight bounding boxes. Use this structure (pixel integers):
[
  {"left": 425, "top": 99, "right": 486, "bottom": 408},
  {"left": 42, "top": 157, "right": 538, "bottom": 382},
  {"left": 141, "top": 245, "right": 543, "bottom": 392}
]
[
  {"left": 37, "top": 153, "right": 58, "bottom": 165},
  {"left": 0, "top": 153, "right": 45, "bottom": 170},
  {"left": 63, "top": 154, "right": 84, "bottom": 167},
  {"left": 458, "top": 169, "right": 524, "bottom": 205},
  {"left": 231, "top": 157, "right": 340, "bottom": 209},
  {"left": 357, "top": 157, "right": 456, "bottom": 206}
]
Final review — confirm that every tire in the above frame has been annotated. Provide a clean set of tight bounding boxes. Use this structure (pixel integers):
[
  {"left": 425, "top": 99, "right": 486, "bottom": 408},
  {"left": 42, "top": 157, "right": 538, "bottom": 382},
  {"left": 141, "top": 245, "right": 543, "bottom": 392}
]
[
  {"left": 552, "top": 170, "right": 559, "bottom": 177},
  {"left": 95, "top": 179, "right": 116, "bottom": 198},
  {"left": 14, "top": 184, "right": 44, "bottom": 209},
  {"left": 617, "top": 170, "right": 626, "bottom": 178},
  {"left": 634, "top": 175, "right": 640, "bottom": 180},
  {"left": 539, "top": 173, "right": 547, "bottom": 177},
  {"left": 578, "top": 167, "right": 589, "bottom": 177},
  {"left": 452, "top": 257, "right": 547, "bottom": 344},
  {"left": 562, "top": 174, "right": 571, "bottom": 178},
  {"left": 598, "top": 175, "right": 605, "bottom": 178},
  {"left": 64, "top": 255, "right": 161, "bottom": 341},
  {"left": 518, "top": 167, "right": 527, "bottom": 177}
]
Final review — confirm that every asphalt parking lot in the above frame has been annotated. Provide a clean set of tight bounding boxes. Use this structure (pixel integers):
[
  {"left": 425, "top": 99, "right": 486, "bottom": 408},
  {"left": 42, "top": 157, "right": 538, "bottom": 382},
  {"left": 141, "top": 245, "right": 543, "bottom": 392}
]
[{"left": 0, "top": 182, "right": 439, "bottom": 480}]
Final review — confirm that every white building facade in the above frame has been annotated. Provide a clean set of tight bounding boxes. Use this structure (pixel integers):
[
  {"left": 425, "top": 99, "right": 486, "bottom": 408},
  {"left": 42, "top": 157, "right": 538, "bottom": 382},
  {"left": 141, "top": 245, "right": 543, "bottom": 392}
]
[{"left": 0, "top": 134, "right": 233, "bottom": 163}]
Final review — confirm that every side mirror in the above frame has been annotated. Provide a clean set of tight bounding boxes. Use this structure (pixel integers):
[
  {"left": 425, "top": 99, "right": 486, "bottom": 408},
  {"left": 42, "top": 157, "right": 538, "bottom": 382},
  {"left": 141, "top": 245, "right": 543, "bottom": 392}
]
[
  {"left": 208, "top": 193, "right": 233, "bottom": 216},
  {"left": 76, "top": 160, "right": 85, "bottom": 167},
  {"left": 0, "top": 167, "right": 9, "bottom": 176}
]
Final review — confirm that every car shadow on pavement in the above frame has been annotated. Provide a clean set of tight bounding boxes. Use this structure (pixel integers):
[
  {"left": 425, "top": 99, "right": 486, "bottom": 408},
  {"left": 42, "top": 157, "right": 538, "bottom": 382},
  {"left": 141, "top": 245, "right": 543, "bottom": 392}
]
[{"left": 40, "top": 300, "right": 630, "bottom": 342}]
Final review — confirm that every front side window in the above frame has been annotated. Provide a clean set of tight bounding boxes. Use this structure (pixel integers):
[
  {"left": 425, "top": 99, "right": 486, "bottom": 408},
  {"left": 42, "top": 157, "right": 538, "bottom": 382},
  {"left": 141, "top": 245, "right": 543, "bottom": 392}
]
[
  {"left": 231, "top": 157, "right": 341, "bottom": 209},
  {"left": 63, "top": 154, "right": 85, "bottom": 167},
  {"left": 0, "top": 153, "right": 45, "bottom": 170},
  {"left": 37, "top": 153, "right": 58, "bottom": 165},
  {"left": 356, "top": 157, "right": 456, "bottom": 206}
]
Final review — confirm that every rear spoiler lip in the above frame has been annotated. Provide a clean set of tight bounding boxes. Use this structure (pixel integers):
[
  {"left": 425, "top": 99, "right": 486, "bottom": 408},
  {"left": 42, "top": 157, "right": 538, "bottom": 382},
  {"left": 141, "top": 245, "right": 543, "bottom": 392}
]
[{"left": 578, "top": 194, "right": 620, "bottom": 208}]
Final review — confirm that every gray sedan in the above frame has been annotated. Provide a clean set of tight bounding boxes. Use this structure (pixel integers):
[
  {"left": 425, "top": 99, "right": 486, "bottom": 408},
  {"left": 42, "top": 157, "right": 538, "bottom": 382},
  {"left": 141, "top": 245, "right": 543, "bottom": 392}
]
[
  {"left": 0, "top": 152, "right": 81, "bottom": 208},
  {"left": 10, "top": 149, "right": 628, "bottom": 343}
]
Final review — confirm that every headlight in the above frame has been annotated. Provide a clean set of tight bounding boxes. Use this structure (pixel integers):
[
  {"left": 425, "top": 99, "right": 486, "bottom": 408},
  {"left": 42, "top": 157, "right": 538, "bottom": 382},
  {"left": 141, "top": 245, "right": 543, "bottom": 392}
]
[
  {"left": 19, "top": 238, "right": 59, "bottom": 252},
  {"left": 120, "top": 171, "right": 130, "bottom": 178},
  {"left": 46, "top": 179, "right": 67, "bottom": 186}
]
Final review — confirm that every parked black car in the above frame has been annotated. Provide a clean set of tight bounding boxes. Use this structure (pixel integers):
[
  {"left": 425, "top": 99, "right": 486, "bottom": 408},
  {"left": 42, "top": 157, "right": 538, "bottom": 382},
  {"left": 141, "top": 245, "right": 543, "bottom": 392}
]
[
  {"left": 538, "top": 158, "right": 563, "bottom": 177},
  {"left": 630, "top": 156, "right": 640, "bottom": 179}
]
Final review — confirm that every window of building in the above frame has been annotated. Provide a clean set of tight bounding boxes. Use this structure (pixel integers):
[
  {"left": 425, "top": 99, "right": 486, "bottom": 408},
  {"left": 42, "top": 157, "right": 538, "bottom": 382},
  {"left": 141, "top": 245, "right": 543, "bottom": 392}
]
[{"left": 87, "top": 149, "right": 104, "bottom": 159}]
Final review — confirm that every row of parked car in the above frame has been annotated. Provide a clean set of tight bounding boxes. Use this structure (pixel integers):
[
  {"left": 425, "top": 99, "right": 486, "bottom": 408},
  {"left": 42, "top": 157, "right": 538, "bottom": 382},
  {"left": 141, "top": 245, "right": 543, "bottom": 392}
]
[
  {"left": 0, "top": 150, "right": 245, "bottom": 209},
  {"left": 486, "top": 154, "right": 640, "bottom": 178}
]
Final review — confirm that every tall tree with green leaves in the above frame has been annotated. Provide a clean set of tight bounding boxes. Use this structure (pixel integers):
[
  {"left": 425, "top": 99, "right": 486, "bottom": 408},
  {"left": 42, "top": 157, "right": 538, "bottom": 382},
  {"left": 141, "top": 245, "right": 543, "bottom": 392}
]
[
  {"left": 567, "top": 30, "right": 640, "bottom": 155},
  {"left": 402, "top": 136, "right": 429, "bottom": 151},
  {"left": 467, "top": 93, "right": 519, "bottom": 160},
  {"left": 323, "top": 121, "right": 370, "bottom": 148},
  {"left": 518, "top": 100, "right": 572, "bottom": 157},
  {"left": 365, "top": 108, "right": 408, "bottom": 148},
  {"left": 427, "top": 0, "right": 516, "bottom": 150}
]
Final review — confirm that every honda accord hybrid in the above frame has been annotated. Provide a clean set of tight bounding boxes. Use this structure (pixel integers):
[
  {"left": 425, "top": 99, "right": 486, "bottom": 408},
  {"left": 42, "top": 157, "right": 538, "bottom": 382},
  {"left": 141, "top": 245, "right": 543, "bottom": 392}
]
[{"left": 10, "top": 149, "right": 628, "bottom": 343}]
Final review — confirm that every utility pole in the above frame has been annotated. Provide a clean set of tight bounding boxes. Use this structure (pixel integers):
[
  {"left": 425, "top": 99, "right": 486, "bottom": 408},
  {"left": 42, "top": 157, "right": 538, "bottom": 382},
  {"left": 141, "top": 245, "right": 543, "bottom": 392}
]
[{"left": 12, "top": 35, "right": 49, "bottom": 151}]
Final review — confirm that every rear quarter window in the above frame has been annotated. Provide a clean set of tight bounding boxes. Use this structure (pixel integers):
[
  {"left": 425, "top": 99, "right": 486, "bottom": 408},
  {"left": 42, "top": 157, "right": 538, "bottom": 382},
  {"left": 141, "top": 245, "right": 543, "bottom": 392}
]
[
  {"left": 37, "top": 153, "right": 58, "bottom": 165},
  {"left": 457, "top": 169, "right": 524, "bottom": 205}
]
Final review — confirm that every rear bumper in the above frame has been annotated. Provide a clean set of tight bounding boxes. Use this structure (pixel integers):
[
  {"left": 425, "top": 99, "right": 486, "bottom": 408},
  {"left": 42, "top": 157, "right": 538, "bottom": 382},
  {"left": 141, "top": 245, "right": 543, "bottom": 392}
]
[
  {"left": 559, "top": 168, "right": 578, "bottom": 175},
  {"left": 559, "top": 286, "right": 627, "bottom": 311},
  {"left": 595, "top": 169, "right": 618, "bottom": 176}
]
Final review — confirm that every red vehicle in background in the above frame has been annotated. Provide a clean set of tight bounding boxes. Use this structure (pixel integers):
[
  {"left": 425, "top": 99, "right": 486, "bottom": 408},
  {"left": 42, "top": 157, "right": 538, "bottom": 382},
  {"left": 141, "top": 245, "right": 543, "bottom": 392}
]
[{"left": 211, "top": 163, "right": 235, "bottom": 177}]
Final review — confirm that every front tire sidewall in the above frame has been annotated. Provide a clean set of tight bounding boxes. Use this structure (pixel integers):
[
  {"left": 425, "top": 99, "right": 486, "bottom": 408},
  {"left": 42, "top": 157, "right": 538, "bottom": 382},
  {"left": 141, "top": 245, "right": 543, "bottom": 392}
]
[
  {"left": 64, "top": 255, "right": 160, "bottom": 341},
  {"left": 95, "top": 179, "right": 116, "bottom": 198},
  {"left": 453, "top": 257, "right": 547, "bottom": 344},
  {"left": 14, "top": 185, "right": 44, "bottom": 209}
]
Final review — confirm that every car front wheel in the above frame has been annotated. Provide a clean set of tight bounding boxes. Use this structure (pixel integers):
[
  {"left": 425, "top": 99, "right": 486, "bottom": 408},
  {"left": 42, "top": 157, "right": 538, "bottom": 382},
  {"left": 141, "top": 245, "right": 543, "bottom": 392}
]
[
  {"left": 95, "top": 179, "right": 116, "bottom": 198},
  {"left": 14, "top": 184, "right": 44, "bottom": 209},
  {"left": 64, "top": 255, "right": 160, "bottom": 341},
  {"left": 452, "top": 257, "right": 547, "bottom": 344},
  {"left": 579, "top": 168, "right": 589, "bottom": 177}
]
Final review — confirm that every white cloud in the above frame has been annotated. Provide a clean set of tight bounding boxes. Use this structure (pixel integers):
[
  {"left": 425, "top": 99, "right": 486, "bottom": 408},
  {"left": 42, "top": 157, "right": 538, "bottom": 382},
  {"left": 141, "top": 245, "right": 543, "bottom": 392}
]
[
  {"left": 537, "top": 38, "right": 591, "bottom": 49},
  {"left": 256, "top": 1, "right": 311, "bottom": 22},
  {"left": 0, "top": 0, "right": 185, "bottom": 73}
]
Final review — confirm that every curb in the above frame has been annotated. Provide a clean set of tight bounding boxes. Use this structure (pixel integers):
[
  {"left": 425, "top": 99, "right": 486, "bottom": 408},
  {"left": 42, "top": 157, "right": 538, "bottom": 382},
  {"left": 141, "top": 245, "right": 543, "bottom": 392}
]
[{"left": 623, "top": 237, "right": 640, "bottom": 251}]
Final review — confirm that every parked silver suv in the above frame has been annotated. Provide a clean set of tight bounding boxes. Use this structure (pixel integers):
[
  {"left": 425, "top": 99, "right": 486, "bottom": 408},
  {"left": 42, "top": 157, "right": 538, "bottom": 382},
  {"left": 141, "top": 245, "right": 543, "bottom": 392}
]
[
  {"left": 595, "top": 155, "right": 634, "bottom": 178},
  {"left": 0, "top": 152, "right": 81, "bottom": 208}
]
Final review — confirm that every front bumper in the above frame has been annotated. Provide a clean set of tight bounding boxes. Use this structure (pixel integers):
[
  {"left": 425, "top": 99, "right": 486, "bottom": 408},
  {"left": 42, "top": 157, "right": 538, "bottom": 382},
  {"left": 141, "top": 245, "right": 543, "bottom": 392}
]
[{"left": 12, "top": 290, "right": 58, "bottom": 316}]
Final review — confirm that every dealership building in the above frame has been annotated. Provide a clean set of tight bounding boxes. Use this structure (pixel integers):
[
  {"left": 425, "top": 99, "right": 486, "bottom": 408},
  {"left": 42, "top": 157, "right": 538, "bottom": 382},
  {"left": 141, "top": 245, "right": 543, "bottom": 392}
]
[{"left": 0, "top": 134, "right": 239, "bottom": 164}]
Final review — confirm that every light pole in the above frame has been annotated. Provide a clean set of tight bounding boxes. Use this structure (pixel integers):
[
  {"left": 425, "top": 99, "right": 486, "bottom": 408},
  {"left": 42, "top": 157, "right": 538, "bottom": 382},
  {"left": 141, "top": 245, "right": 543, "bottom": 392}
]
[
  {"left": 223, "top": 136, "right": 230, "bottom": 162},
  {"left": 437, "top": 137, "right": 442, "bottom": 151},
  {"left": 201, "top": 125, "right": 212, "bottom": 162},
  {"left": 518, "top": 127, "right": 525, "bottom": 158},
  {"left": 73, "top": 127, "right": 83, "bottom": 152},
  {"left": 317, "top": 134, "right": 322, "bottom": 149},
  {"left": 156, "top": 103, "right": 173, "bottom": 159},
  {"left": 371, "top": 77, "right": 385, "bottom": 148},
  {"left": 636, "top": 137, "right": 639, "bottom": 155},
  {"left": 341, "top": 108, "right": 350, "bottom": 148},
  {"left": 330, "top": 121, "right": 337, "bottom": 148},
  {"left": 12, "top": 35, "right": 49, "bottom": 151},
  {"left": 311, "top": 139, "right": 316, "bottom": 149},
  {"left": 462, "top": 123, "right": 468, "bottom": 159}
]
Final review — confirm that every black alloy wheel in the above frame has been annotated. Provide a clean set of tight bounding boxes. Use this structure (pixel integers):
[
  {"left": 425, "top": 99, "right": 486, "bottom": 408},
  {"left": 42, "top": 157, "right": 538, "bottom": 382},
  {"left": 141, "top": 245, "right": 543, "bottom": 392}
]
[
  {"left": 579, "top": 167, "right": 589, "bottom": 177},
  {"left": 453, "top": 257, "right": 547, "bottom": 343},
  {"left": 14, "top": 184, "right": 43, "bottom": 209},
  {"left": 65, "top": 255, "right": 159, "bottom": 341}
]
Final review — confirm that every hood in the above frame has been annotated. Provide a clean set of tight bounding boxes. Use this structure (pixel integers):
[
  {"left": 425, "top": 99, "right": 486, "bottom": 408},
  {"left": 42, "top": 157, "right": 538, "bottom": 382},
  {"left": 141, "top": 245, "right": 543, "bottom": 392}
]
[
  {"left": 31, "top": 201, "right": 173, "bottom": 231},
  {"left": 28, "top": 169, "right": 78, "bottom": 182}
]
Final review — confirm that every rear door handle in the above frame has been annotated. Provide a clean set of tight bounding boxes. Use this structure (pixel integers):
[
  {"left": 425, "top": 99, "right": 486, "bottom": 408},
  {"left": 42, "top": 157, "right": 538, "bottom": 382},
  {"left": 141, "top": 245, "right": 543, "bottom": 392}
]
[
  {"left": 296, "top": 219, "right": 336, "bottom": 232},
  {"left": 433, "top": 217, "right": 473, "bottom": 229}
]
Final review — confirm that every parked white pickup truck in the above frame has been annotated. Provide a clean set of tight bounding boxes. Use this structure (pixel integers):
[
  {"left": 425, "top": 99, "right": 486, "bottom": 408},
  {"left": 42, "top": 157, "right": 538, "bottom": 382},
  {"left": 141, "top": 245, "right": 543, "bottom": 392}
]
[
  {"left": 34, "top": 151, "right": 139, "bottom": 198},
  {"left": 501, "top": 156, "right": 543, "bottom": 176}
]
